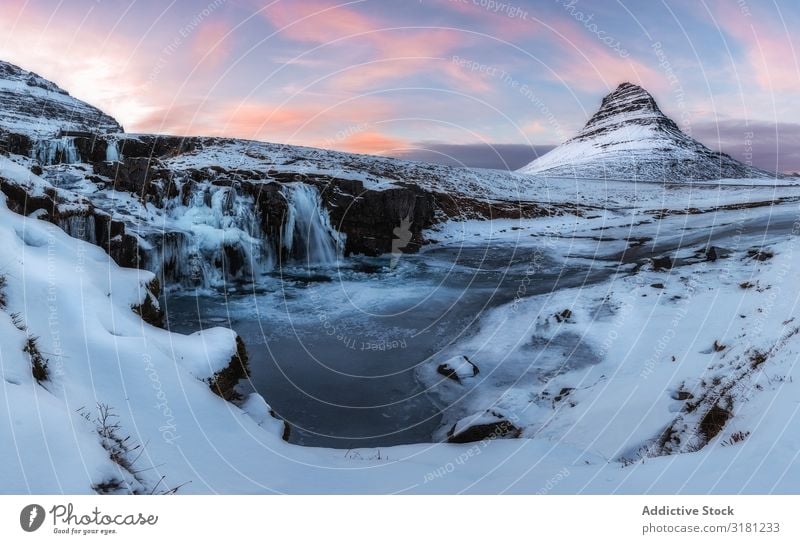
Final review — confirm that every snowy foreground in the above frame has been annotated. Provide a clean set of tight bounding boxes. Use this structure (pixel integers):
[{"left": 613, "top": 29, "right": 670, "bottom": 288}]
[{"left": 1, "top": 149, "right": 799, "bottom": 494}]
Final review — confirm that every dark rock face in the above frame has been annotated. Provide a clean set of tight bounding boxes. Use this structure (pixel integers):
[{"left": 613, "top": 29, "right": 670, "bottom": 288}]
[
  {"left": 0, "top": 176, "right": 142, "bottom": 269},
  {"left": 208, "top": 336, "right": 250, "bottom": 401},
  {"left": 519, "top": 82, "right": 779, "bottom": 181},
  {"left": 314, "top": 179, "right": 437, "bottom": 256},
  {"left": 0, "top": 131, "right": 32, "bottom": 156},
  {"left": 71, "top": 134, "right": 111, "bottom": 164},
  {"left": 118, "top": 135, "right": 202, "bottom": 159},
  {"left": 93, "top": 157, "right": 178, "bottom": 205}
]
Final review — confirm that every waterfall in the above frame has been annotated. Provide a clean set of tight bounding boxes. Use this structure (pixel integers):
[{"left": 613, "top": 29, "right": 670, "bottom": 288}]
[
  {"left": 144, "top": 184, "right": 277, "bottom": 288},
  {"left": 53, "top": 178, "right": 346, "bottom": 290},
  {"left": 105, "top": 139, "right": 121, "bottom": 162},
  {"left": 33, "top": 137, "right": 80, "bottom": 165},
  {"left": 282, "top": 183, "right": 344, "bottom": 265}
]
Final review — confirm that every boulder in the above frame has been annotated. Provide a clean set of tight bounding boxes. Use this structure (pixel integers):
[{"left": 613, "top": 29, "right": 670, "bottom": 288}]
[
  {"left": 650, "top": 255, "right": 673, "bottom": 271},
  {"left": 447, "top": 410, "right": 521, "bottom": 443},
  {"left": 437, "top": 355, "right": 479, "bottom": 383}
]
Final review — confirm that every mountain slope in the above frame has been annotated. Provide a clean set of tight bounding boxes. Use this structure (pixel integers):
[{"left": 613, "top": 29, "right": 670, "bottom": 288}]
[
  {"left": 518, "top": 82, "right": 775, "bottom": 181},
  {"left": 0, "top": 60, "right": 122, "bottom": 137}
]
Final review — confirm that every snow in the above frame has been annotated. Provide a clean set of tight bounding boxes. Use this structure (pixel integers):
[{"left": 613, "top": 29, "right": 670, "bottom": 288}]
[
  {"left": 157, "top": 137, "right": 541, "bottom": 200},
  {"left": 3, "top": 152, "right": 800, "bottom": 492},
  {"left": 3, "top": 68, "right": 800, "bottom": 493},
  {"left": 451, "top": 410, "right": 509, "bottom": 437}
]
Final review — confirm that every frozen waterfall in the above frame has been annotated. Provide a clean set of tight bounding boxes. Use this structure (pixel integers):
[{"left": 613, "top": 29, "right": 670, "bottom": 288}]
[
  {"left": 57, "top": 180, "right": 346, "bottom": 290},
  {"left": 282, "top": 183, "right": 344, "bottom": 266},
  {"left": 105, "top": 139, "right": 121, "bottom": 162},
  {"left": 33, "top": 136, "right": 80, "bottom": 165},
  {"left": 146, "top": 184, "right": 275, "bottom": 288}
]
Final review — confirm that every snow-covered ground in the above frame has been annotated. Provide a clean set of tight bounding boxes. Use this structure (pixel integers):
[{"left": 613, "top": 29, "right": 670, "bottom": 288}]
[{"left": 3, "top": 141, "right": 800, "bottom": 492}]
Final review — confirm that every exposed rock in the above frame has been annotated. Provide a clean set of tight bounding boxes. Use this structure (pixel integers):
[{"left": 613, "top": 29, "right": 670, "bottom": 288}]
[
  {"left": 118, "top": 134, "right": 202, "bottom": 159},
  {"left": 553, "top": 387, "right": 574, "bottom": 403},
  {"left": 208, "top": 336, "right": 250, "bottom": 401},
  {"left": 93, "top": 156, "right": 175, "bottom": 200},
  {"left": 314, "top": 179, "right": 437, "bottom": 256},
  {"left": 554, "top": 308, "right": 573, "bottom": 323},
  {"left": 437, "top": 355, "right": 479, "bottom": 383},
  {"left": 131, "top": 278, "right": 164, "bottom": 328},
  {"left": 447, "top": 410, "right": 521, "bottom": 443},
  {"left": 699, "top": 403, "right": 731, "bottom": 442},
  {"left": 747, "top": 248, "right": 774, "bottom": 261},
  {"left": 651, "top": 256, "right": 673, "bottom": 271}
]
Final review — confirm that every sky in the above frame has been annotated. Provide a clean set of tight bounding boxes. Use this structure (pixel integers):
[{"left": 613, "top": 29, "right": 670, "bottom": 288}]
[{"left": 0, "top": 0, "right": 798, "bottom": 172}]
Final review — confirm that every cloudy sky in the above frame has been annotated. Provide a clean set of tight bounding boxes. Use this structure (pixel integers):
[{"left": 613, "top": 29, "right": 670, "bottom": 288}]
[{"left": 1, "top": 0, "right": 798, "bottom": 171}]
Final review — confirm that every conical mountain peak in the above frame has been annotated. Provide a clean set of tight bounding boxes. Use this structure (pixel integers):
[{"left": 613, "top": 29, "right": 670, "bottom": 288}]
[{"left": 517, "top": 82, "right": 774, "bottom": 181}]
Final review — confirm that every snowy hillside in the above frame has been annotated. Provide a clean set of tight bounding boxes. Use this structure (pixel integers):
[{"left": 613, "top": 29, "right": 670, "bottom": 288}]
[
  {"left": 0, "top": 60, "right": 121, "bottom": 138},
  {"left": 4, "top": 151, "right": 800, "bottom": 491},
  {"left": 2, "top": 58, "right": 800, "bottom": 494},
  {"left": 518, "top": 83, "right": 776, "bottom": 181}
]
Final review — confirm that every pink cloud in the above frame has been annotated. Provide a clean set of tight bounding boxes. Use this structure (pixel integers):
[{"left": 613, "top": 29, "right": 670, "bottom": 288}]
[
  {"left": 0, "top": 3, "right": 159, "bottom": 130},
  {"left": 260, "top": 0, "right": 378, "bottom": 46},
  {"left": 261, "top": 0, "right": 466, "bottom": 56},
  {"left": 190, "top": 20, "right": 234, "bottom": 72},
  {"left": 259, "top": 0, "right": 469, "bottom": 93},
  {"left": 709, "top": 3, "right": 798, "bottom": 91},
  {"left": 138, "top": 95, "right": 403, "bottom": 145},
  {"left": 544, "top": 19, "right": 666, "bottom": 93}
]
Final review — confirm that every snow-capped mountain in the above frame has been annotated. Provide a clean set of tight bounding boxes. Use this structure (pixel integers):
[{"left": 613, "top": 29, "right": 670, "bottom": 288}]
[
  {"left": 518, "top": 82, "right": 776, "bottom": 181},
  {"left": 0, "top": 60, "right": 122, "bottom": 137}
]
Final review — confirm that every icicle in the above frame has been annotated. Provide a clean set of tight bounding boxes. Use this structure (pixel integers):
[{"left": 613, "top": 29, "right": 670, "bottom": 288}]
[
  {"left": 141, "top": 184, "right": 277, "bottom": 289},
  {"left": 126, "top": 181, "right": 345, "bottom": 289},
  {"left": 58, "top": 215, "right": 97, "bottom": 245},
  {"left": 32, "top": 136, "right": 80, "bottom": 165},
  {"left": 281, "top": 183, "right": 344, "bottom": 265}
]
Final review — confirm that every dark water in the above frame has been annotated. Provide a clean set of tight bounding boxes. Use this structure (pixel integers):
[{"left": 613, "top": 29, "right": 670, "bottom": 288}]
[{"left": 162, "top": 244, "right": 610, "bottom": 449}]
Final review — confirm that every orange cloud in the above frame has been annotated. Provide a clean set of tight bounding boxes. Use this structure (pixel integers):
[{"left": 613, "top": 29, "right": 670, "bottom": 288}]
[{"left": 326, "top": 130, "right": 409, "bottom": 154}]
